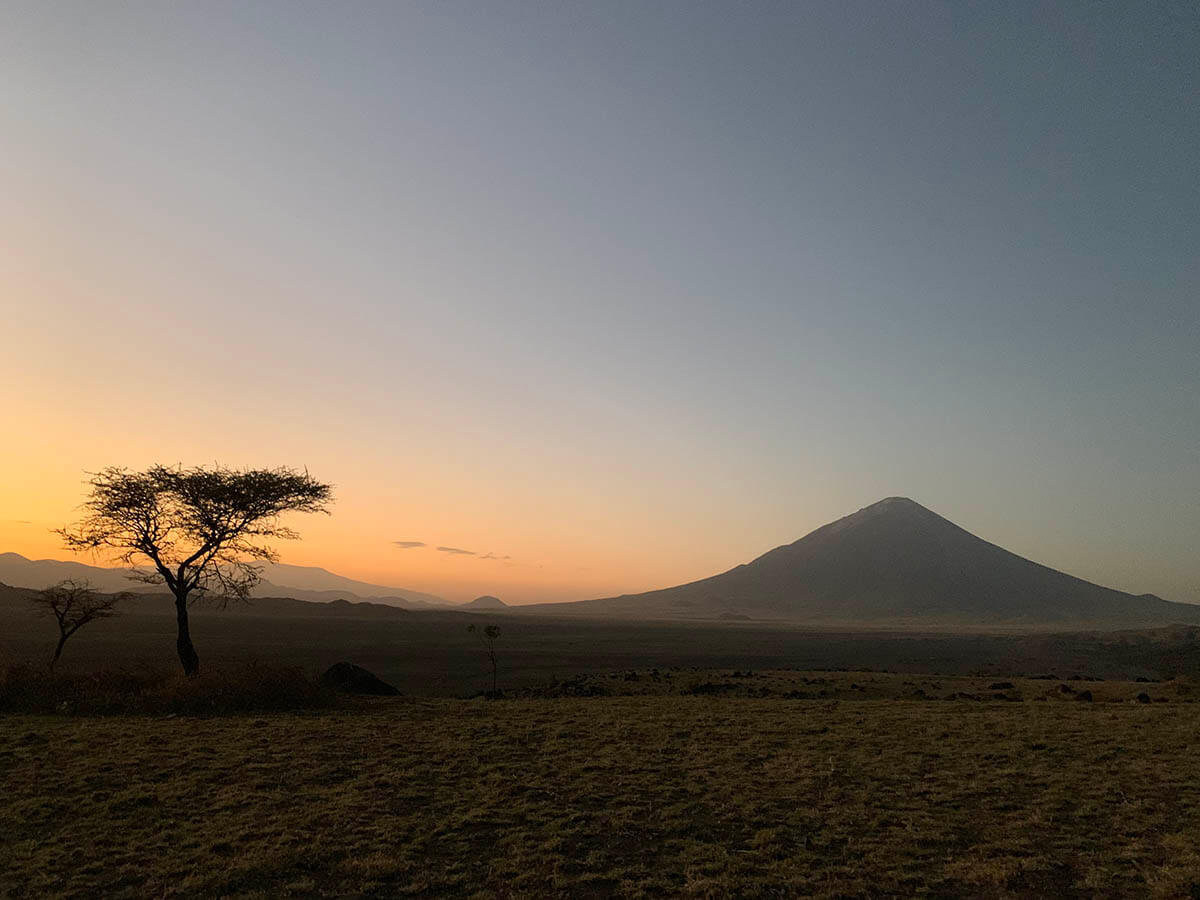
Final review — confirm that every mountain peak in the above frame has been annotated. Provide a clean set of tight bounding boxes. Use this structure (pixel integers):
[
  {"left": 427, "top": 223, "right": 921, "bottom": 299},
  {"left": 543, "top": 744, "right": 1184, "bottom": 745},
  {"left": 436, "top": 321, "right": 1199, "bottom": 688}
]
[
  {"left": 818, "top": 496, "right": 937, "bottom": 538},
  {"left": 859, "top": 496, "right": 928, "bottom": 515}
]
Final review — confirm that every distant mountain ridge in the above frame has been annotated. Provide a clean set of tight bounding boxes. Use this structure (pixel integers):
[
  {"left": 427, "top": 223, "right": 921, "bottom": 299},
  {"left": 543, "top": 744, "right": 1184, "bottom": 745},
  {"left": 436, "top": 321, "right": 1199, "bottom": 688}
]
[
  {"left": 0, "top": 552, "right": 448, "bottom": 609},
  {"left": 0, "top": 579, "right": 416, "bottom": 620},
  {"left": 521, "top": 498, "right": 1198, "bottom": 626}
]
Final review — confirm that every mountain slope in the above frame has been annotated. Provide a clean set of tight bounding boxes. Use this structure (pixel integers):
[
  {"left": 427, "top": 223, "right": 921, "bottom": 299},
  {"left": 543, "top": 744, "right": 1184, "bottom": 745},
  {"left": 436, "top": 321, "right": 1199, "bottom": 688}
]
[
  {"left": 524, "top": 498, "right": 1197, "bottom": 626},
  {"left": 0, "top": 553, "right": 446, "bottom": 608}
]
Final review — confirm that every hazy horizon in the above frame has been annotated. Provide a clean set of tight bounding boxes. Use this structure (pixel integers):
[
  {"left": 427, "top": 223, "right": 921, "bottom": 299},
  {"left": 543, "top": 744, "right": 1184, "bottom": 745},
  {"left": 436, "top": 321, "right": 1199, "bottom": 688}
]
[{"left": 3, "top": 3, "right": 1197, "bottom": 605}]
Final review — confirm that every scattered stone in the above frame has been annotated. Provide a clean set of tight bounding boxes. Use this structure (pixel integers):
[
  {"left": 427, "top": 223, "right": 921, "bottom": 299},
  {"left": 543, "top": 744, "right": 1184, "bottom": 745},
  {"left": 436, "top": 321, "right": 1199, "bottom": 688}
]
[{"left": 320, "top": 662, "right": 400, "bottom": 696}]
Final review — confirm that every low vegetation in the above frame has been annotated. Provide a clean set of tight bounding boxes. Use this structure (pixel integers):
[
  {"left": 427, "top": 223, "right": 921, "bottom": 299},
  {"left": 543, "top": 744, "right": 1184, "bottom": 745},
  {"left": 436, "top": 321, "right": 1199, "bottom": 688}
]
[
  {"left": 3, "top": 670, "right": 1199, "bottom": 897},
  {"left": 513, "top": 667, "right": 1193, "bottom": 704},
  {"left": 0, "top": 661, "right": 337, "bottom": 716}
]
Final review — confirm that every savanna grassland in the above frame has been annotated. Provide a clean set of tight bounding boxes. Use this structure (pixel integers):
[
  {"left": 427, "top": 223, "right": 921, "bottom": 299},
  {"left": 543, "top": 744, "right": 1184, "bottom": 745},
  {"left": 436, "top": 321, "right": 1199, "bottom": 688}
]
[
  {"left": 4, "top": 671, "right": 1200, "bottom": 899},
  {"left": 6, "top": 587, "right": 1200, "bottom": 696}
]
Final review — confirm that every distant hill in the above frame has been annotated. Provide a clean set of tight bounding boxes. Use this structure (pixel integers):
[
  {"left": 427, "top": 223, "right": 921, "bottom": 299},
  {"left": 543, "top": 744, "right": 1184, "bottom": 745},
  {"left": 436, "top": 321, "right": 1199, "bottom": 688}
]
[
  {"left": 521, "top": 498, "right": 1200, "bottom": 627},
  {"left": 461, "top": 595, "right": 507, "bottom": 610},
  {"left": 0, "top": 552, "right": 447, "bottom": 609},
  {"left": 0, "top": 581, "right": 38, "bottom": 608},
  {"left": 253, "top": 562, "right": 447, "bottom": 607},
  {"left": 1, "top": 578, "right": 418, "bottom": 621}
]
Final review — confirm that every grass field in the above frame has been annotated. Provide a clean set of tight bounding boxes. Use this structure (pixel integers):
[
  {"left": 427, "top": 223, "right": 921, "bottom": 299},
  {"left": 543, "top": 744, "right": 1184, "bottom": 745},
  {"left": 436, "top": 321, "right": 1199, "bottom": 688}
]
[{"left": 4, "top": 671, "right": 1200, "bottom": 898}]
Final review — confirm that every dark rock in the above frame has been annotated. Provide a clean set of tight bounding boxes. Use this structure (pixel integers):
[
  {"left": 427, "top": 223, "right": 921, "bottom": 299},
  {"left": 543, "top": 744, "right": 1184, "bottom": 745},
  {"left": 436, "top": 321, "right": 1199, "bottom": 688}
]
[
  {"left": 1075, "top": 690, "right": 1093, "bottom": 702},
  {"left": 1136, "top": 693, "right": 1151, "bottom": 704},
  {"left": 320, "top": 662, "right": 400, "bottom": 696},
  {"left": 1059, "top": 684, "right": 1075, "bottom": 694},
  {"left": 989, "top": 682, "right": 1015, "bottom": 690}
]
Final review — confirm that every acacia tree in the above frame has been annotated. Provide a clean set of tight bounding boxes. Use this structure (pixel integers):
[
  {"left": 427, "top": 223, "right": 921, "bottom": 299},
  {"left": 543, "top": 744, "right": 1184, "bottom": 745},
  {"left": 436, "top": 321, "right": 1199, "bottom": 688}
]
[
  {"left": 31, "top": 579, "right": 125, "bottom": 670},
  {"left": 58, "top": 465, "right": 332, "bottom": 675}
]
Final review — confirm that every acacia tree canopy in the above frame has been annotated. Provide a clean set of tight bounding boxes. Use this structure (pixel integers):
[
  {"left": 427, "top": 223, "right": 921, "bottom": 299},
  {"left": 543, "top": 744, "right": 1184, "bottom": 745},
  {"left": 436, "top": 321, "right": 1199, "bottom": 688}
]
[{"left": 58, "top": 464, "right": 333, "bottom": 674}]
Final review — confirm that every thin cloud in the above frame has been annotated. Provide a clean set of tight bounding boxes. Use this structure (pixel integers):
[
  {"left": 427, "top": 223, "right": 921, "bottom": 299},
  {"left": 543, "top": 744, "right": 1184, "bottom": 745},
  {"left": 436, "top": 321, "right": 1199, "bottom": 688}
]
[
  {"left": 392, "top": 541, "right": 426, "bottom": 549},
  {"left": 479, "top": 553, "right": 513, "bottom": 561},
  {"left": 437, "top": 546, "right": 475, "bottom": 556}
]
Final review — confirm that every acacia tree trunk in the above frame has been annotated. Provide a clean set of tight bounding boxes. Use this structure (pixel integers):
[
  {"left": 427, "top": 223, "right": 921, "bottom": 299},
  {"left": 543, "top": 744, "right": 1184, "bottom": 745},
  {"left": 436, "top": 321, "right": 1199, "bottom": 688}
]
[
  {"left": 49, "top": 632, "right": 68, "bottom": 671},
  {"left": 174, "top": 592, "right": 200, "bottom": 675}
]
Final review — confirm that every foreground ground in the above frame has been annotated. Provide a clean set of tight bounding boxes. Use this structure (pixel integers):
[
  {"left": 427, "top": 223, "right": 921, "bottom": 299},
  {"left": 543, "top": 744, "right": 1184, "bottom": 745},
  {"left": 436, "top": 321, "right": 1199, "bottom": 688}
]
[{"left": 4, "top": 672, "right": 1200, "bottom": 898}]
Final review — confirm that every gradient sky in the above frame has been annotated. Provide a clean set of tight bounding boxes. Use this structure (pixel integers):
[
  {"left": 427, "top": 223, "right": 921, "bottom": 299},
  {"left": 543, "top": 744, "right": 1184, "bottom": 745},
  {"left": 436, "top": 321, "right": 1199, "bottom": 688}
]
[{"left": 2, "top": 2, "right": 1197, "bottom": 604}]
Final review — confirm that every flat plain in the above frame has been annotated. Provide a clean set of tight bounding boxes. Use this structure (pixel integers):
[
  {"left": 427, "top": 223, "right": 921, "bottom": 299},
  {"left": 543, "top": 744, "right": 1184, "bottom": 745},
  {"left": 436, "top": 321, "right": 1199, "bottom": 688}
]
[
  {"left": 5, "top": 591, "right": 1200, "bottom": 696},
  {"left": 4, "top": 671, "right": 1200, "bottom": 898}
]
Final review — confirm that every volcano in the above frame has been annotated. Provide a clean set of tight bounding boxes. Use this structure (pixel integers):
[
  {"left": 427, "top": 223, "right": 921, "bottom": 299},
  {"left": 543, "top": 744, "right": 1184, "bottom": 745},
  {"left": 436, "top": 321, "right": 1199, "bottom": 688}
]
[{"left": 530, "top": 498, "right": 1196, "bottom": 626}]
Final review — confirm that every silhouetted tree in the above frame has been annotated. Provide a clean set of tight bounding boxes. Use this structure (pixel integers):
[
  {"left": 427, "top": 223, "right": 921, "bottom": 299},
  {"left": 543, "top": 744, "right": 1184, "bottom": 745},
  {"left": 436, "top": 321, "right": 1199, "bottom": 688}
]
[
  {"left": 467, "top": 623, "right": 501, "bottom": 694},
  {"left": 31, "top": 579, "right": 124, "bottom": 670},
  {"left": 58, "top": 465, "right": 332, "bottom": 675}
]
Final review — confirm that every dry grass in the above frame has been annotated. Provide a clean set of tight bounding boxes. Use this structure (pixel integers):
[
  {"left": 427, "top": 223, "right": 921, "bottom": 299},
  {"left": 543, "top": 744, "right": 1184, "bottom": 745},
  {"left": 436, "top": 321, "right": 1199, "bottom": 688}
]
[{"left": 3, "top": 673, "right": 1200, "bottom": 898}]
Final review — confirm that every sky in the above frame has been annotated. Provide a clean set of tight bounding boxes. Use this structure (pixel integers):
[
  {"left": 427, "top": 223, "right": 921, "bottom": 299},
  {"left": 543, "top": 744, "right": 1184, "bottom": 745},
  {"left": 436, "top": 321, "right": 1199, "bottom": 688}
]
[{"left": 1, "top": 2, "right": 1197, "bottom": 605}]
